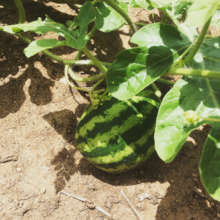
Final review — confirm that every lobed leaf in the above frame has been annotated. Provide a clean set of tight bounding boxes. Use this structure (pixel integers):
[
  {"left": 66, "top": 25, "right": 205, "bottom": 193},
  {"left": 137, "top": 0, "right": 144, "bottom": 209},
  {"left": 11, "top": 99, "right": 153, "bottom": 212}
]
[
  {"left": 211, "top": 10, "right": 220, "bottom": 29},
  {"left": 130, "top": 0, "right": 150, "bottom": 9},
  {"left": 107, "top": 46, "right": 173, "bottom": 100},
  {"left": 184, "top": 0, "right": 219, "bottom": 28},
  {"left": 200, "top": 125, "right": 220, "bottom": 201},
  {"left": 1, "top": 17, "right": 87, "bottom": 50},
  {"left": 131, "top": 23, "right": 191, "bottom": 56},
  {"left": 189, "top": 36, "right": 220, "bottom": 71},
  {"left": 24, "top": 39, "right": 66, "bottom": 57},
  {"left": 148, "top": 0, "right": 173, "bottom": 8},
  {"left": 95, "top": 1, "right": 127, "bottom": 32},
  {"left": 155, "top": 77, "right": 220, "bottom": 162},
  {"left": 77, "top": 1, "right": 96, "bottom": 34}
]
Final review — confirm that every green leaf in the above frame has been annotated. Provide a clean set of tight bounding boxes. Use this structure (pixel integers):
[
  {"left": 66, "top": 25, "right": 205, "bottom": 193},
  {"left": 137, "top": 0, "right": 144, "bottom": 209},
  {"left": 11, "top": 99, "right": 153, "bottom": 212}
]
[
  {"left": 131, "top": 23, "right": 190, "bottom": 56},
  {"left": 1, "top": 17, "right": 87, "bottom": 50},
  {"left": 95, "top": 1, "right": 127, "bottom": 32},
  {"left": 77, "top": 2, "right": 96, "bottom": 34},
  {"left": 24, "top": 39, "right": 66, "bottom": 57},
  {"left": 147, "top": 0, "right": 193, "bottom": 12},
  {"left": 200, "top": 126, "right": 220, "bottom": 201},
  {"left": 130, "top": 0, "right": 150, "bottom": 9},
  {"left": 148, "top": 0, "right": 173, "bottom": 8},
  {"left": 211, "top": 10, "right": 220, "bottom": 29},
  {"left": 155, "top": 77, "right": 220, "bottom": 162},
  {"left": 189, "top": 37, "right": 220, "bottom": 71},
  {"left": 184, "top": 0, "right": 219, "bottom": 28},
  {"left": 173, "top": 0, "right": 193, "bottom": 17},
  {"left": 107, "top": 46, "right": 173, "bottom": 100}
]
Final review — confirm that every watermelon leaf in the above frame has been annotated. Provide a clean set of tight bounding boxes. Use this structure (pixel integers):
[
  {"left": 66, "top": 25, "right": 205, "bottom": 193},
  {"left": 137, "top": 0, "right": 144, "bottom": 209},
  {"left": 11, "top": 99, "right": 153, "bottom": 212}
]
[
  {"left": 148, "top": 0, "right": 173, "bottom": 8},
  {"left": 24, "top": 39, "right": 66, "bottom": 57},
  {"left": 107, "top": 46, "right": 173, "bottom": 100},
  {"left": 130, "top": 23, "right": 191, "bottom": 57},
  {"left": 211, "top": 10, "right": 220, "bottom": 29},
  {"left": 95, "top": 1, "right": 127, "bottom": 32},
  {"left": 184, "top": 0, "right": 219, "bottom": 28},
  {"left": 155, "top": 77, "right": 220, "bottom": 163},
  {"left": 200, "top": 125, "right": 220, "bottom": 201},
  {"left": 189, "top": 36, "right": 220, "bottom": 71},
  {"left": 0, "top": 15, "right": 90, "bottom": 50},
  {"left": 130, "top": 0, "right": 150, "bottom": 9},
  {"left": 77, "top": 1, "right": 96, "bottom": 34}
]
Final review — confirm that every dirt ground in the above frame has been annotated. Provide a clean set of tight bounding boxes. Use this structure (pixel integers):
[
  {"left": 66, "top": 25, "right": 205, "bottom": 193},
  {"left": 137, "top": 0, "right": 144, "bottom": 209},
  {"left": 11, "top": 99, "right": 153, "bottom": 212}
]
[{"left": 0, "top": 1, "right": 220, "bottom": 220}]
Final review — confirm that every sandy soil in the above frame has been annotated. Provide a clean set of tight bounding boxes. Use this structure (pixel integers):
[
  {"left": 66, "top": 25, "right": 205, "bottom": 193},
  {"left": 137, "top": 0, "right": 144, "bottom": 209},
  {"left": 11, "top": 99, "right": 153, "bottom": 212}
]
[{"left": 0, "top": 1, "right": 220, "bottom": 220}]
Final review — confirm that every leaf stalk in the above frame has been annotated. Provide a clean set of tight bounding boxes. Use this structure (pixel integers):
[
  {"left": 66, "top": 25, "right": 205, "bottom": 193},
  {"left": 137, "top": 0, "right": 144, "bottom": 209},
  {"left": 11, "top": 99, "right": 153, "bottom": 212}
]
[
  {"left": 167, "top": 68, "right": 220, "bottom": 79},
  {"left": 82, "top": 47, "right": 108, "bottom": 73},
  {"left": 183, "top": 18, "right": 212, "bottom": 65},
  {"left": 14, "top": 0, "right": 26, "bottom": 23},
  {"left": 103, "top": 0, "right": 137, "bottom": 33}
]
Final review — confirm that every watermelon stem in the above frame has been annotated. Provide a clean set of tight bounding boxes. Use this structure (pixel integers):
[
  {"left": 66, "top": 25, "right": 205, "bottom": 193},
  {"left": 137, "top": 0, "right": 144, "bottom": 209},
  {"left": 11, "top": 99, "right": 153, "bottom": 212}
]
[
  {"left": 183, "top": 18, "right": 212, "bottom": 65},
  {"left": 103, "top": 0, "right": 137, "bottom": 33},
  {"left": 64, "top": 65, "right": 91, "bottom": 92},
  {"left": 17, "top": 32, "right": 111, "bottom": 67},
  {"left": 151, "top": 83, "right": 162, "bottom": 99},
  {"left": 14, "top": 0, "right": 26, "bottom": 23},
  {"left": 82, "top": 47, "right": 108, "bottom": 73},
  {"left": 157, "top": 78, "right": 174, "bottom": 85},
  {"left": 73, "top": 24, "right": 97, "bottom": 61},
  {"left": 67, "top": 65, "right": 106, "bottom": 82}
]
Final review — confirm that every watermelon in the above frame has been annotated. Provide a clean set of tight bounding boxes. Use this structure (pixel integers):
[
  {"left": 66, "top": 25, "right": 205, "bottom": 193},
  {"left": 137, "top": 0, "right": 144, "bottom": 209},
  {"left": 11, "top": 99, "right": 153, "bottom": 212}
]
[{"left": 75, "top": 93, "right": 157, "bottom": 173}]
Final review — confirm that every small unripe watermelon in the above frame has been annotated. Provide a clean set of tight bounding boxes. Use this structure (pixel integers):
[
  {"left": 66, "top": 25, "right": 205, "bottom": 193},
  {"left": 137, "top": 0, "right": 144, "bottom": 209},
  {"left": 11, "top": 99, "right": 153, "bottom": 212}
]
[{"left": 75, "top": 94, "right": 157, "bottom": 173}]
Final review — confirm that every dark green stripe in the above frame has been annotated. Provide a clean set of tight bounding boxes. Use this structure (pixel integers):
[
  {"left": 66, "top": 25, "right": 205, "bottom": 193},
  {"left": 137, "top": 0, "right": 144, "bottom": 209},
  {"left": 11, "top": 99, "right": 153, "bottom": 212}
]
[
  {"left": 82, "top": 136, "right": 125, "bottom": 158},
  {"left": 75, "top": 135, "right": 86, "bottom": 146},
  {"left": 80, "top": 108, "right": 156, "bottom": 158},
  {"left": 81, "top": 106, "right": 135, "bottom": 140},
  {"left": 122, "top": 108, "right": 157, "bottom": 145},
  {"left": 77, "top": 97, "right": 116, "bottom": 129},
  {"left": 93, "top": 135, "right": 154, "bottom": 169},
  {"left": 76, "top": 109, "right": 132, "bottom": 145},
  {"left": 76, "top": 100, "right": 156, "bottom": 145},
  {"left": 133, "top": 133, "right": 154, "bottom": 155}
]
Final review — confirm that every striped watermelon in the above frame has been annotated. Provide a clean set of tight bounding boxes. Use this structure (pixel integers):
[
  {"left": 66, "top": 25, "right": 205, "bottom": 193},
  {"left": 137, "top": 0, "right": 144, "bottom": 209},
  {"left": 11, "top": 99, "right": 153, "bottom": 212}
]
[{"left": 75, "top": 93, "right": 157, "bottom": 173}]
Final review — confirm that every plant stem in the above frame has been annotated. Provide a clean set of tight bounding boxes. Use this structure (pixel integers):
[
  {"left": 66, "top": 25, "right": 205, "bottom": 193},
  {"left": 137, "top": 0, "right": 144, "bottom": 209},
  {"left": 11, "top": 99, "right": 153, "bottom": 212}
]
[
  {"left": 82, "top": 47, "right": 108, "bottom": 73},
  {"left": 64, "top": 65, "right": 90, "bottom": 92},
  {"left": 204, "top": 117, "right": 220, "bottom": 123},
  {"left": 103, "top": 0, "right": 137, "bottom": 33},
  {"left": 166, "top": 68, "right": 220, "bottom": 79},
  {"left": 14, "top": 0, "right": 26, "bottom": 23},
  {"left": 43, "top": 50, "right": 91, "bottom": 65},
  {"left": 157, "top": 78, "right": 174, "bottom": 85},
  {"left": 74, "top": 24, "right": 97, "bottom": 60},
  {"left": 67, "top": 65, "right": 106, "bottom": 82},
  {"left": 17, "top": 33, "right": 110, "bottom": 66},
  {"left": 151, "top": 83, "right": 162, "bottom": 98},
  {"left": 183, "top": 18, "right": 212, "bottom": 65}
]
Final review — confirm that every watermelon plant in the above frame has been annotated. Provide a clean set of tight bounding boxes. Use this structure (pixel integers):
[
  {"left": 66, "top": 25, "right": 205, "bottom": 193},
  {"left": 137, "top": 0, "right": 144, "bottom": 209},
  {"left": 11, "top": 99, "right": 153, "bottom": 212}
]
[{"left": 1, "top": 0, "right": 220, "bottom": 201}]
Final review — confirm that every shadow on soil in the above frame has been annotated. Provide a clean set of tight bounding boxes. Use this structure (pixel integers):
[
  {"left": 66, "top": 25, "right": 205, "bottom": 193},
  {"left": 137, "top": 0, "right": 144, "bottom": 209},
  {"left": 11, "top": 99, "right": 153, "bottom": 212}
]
[
  {"left": 77, "top": 127, "right": 218, "bottom": 219},
  {"left": 43, "top": 109, "right": 78, "bottom": 193},
  {"left": 0, "top": 29, "right": 63, "bottom": 118},
  {"left": 0, "top": 1, "right": 123, "bottom": 119},
  {"left": 3, "top": 2, "right": 217, "bottom": 219},
  {"left": 42, "top": 103, "right": 90, "bottom": 193},
  {"left": 43, "top": 103, "right": 217, "bottom": 218},
  {"left": 0, "top": 0, "right": 75, "bottom": 24}
]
